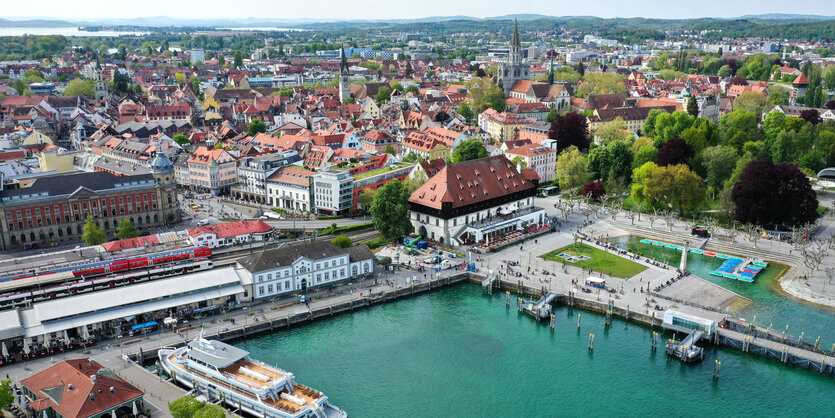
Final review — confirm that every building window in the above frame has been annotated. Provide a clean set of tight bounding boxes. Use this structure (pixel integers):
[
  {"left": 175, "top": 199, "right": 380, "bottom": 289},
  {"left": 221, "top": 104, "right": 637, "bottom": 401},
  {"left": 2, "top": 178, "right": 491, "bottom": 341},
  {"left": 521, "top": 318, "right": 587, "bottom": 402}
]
[{"left": 258, "top": 286, "right": 264, "bottom": 296}]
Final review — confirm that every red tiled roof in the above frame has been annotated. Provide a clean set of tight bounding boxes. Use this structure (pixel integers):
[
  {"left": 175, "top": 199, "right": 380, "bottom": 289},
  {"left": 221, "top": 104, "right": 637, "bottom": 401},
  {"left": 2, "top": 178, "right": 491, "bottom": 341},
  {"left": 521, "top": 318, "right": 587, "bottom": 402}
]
[
  {"left": 21, "top": 359, "right": 143, "bottom": 418},
  {"left": 793, "top": 72, "right": 809, "bottom": 85},
  {"left": 100, "top": 235, "right": 160, "bottom": 252},
  {"left": 187, "top": 220, "right": 273, "bottom": 239},
  {"left": 409, "top": 155, "right": 535, "bottom": 210},
  {"left": 267, "top": 166, "right": 316, "bottom": 186}
]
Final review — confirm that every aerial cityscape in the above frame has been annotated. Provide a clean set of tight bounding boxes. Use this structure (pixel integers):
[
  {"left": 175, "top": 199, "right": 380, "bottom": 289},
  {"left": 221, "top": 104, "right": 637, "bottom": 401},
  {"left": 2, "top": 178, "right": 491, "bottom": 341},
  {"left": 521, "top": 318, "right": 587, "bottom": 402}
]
[{"left": 0, "top": 4, "right": 834, "bottom": 417}]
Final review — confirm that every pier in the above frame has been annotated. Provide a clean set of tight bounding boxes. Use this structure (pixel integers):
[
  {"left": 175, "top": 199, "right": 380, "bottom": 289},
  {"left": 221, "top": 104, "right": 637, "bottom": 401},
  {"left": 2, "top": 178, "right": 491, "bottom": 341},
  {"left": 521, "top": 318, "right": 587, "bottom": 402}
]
[
  {"left": 665, "top": 329, "right": 705, "bottom": 363},
  {"left": 485, "top": 275, "right": 835, "bottom": 377},
  {"left": 521, "top": 292, "right": 560, "bottom": 320}
]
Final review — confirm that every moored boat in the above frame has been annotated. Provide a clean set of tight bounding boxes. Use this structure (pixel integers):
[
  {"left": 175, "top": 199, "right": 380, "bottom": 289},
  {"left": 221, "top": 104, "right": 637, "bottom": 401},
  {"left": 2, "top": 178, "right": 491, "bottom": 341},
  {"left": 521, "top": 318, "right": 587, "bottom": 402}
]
[{"left": 159, "top": 337, "right": 346, "bottom": 418}]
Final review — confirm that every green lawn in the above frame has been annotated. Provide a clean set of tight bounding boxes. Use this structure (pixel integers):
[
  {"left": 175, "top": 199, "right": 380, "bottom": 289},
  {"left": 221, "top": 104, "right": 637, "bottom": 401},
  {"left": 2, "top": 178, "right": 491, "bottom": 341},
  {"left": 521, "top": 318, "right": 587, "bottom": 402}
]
[{"left": 542, "top": 243, "right": 647, "bottom": 278}]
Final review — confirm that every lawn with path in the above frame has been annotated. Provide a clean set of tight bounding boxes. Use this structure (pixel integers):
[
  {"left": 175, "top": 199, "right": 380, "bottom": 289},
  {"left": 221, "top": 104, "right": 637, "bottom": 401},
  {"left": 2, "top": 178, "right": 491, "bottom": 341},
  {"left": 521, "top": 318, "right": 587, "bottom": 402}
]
[{"left": 542, "top": 242, "right": 647, "bottom": 278}]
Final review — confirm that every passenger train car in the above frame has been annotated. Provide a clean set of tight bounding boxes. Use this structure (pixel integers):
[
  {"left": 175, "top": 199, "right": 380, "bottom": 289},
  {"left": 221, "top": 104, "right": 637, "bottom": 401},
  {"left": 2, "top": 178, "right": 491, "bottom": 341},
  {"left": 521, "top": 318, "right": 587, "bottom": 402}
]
[
  {"left": 0, "top": 260, "right": 215, "bottom": 308},
  {"left": 0, "top": 247, "right": 212, "bottom": 282}
]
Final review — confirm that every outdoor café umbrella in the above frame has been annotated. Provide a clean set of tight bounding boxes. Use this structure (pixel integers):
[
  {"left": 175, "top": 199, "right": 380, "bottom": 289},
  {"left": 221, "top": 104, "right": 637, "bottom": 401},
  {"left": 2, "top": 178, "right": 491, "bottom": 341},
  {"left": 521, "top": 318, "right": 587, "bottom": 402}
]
[
  {"left": 23, "top": 343, "right": 30, "bottom": 356},
  {"left": 81, "top": 325, "right": 91, "bottom": 341},
  {"left": 132, "top": 401, "right": 138, "bottom": 416},
  {"left": 63, "top": 330, "right": 70, "bottom": 345},
  {"left": 1, "top": 341, "right": 8, "bottom": 358},
  {"left": 112, "top": 409, "right": 117, "bottom": 418}
]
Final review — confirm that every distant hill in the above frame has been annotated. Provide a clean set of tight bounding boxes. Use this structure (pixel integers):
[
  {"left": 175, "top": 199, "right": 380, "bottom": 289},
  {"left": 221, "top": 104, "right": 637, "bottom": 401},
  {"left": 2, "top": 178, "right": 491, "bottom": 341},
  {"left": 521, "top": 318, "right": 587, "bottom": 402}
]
[
  {"left": 0, "top": 18, "right": 74, "bottom": 27},
  {"left": 738, "top": 13, "right": 835, "bottom": 20}
]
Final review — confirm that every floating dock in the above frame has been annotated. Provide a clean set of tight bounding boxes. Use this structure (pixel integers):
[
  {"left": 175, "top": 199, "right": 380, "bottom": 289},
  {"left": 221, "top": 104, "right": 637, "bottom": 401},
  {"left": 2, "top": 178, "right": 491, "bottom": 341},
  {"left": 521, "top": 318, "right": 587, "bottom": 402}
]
[
  {"left": 666, "top": 329, "right": 705, "bottom": 363},
  {"left": 638, "top": 239, "right": 765, "bottom": 283}
]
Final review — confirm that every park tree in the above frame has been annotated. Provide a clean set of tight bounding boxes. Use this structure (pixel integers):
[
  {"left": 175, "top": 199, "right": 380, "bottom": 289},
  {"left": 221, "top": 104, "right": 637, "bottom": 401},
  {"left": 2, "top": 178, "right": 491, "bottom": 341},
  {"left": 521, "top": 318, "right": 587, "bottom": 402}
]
[
  {"left": 233, "top": 50, "right": 244, "bottom": 68},
  {"left": 358, "top": 188, "right": 376, "bottom": 212},
  {"left": 194, "top": 404, "right": 226, "bottom": 418},
  {"left": 632, "top": 144, "right": 658, "bottom": 169},
  {"left": 64, "top": 79, "right": 95, "bottom": 98},
  {"left": 465, "top": 77, "right": 506, "bottom": 113},
  {"left": 573, "top": 73, "right": 626, "bottom": 98},
  {"left": 332, "top": 234, "right": 353, "bottom": 248},
  {"left": 655, "top": 138, "right": 695, "bottom": 167},
  {"left": 717, "top": 65, "right": 734, "bottom": 78},
  {"left": 719, "top": 110, "right": 759, "bottom": 151},
  {"left": 278, "top": 86, "right": 294, "bottom": 97},
  {"left": 376, "top": 86, "right": 392, "bottom": 104},
  {"left": 169, "top": 396, "right": 204, "bottom": 418},
  {"left": 555, "top": 146, "right": 590, "bottom": 191},
  {"left": 586, "top": 140, "right": 632, "bottom": 187},
  {"left": 115, "top": 219, "right": 139, "bottom": 240},
  {"left": 731, "top": 159, "right": 818, "bottom": 228},
  {"left": 595, "top": 117, "right": 633, "bottom": 145},
  {"left": 733, "top": 91, "right": 768, "bottom": 117},
  {"left": 510, "top": 156, "right": 528, "bottom": 170},
  {"left": 113, "top": 71, "right": 130, "bottom": 95},
  {"left": 457, "top": 101, "right": 475, "bottom": 125},
  {"left": 450, "top": 138, "right": 487, "bottom": 163},
  {"left": 384, "top": 144, "right": 396, "bottom": 155},
  {"left": 548, "top": 112, "right": 591, "bottom": 153},
  {"left": 172, "top": 134, "right": 190, "bottom": 146},
  {"left": 582, "top": 181, "right": 606, "bottom": 201},
  {"left": 651, "top": 110, "right": 696, "bottom": 142},
  {"left": 370, "top": 180, "right": 414, "bottom": 241},
  {"left": 174, "top": 72, "right": 186, "bottom": 84},
  {"left": 246, "top": 119, "right": 266, "bottom": 135},
  {"left": 81, "top": 215, "right": 106, "bottom": 245},
  {"left": 633, "top": 163, "right": 706, "bottom": 215},
  {"left": 701, "top": 145, "right": 739, "bottom": 195},
  {"left": 190, "top": 77, "right": 202, "bottom": 96},
  {"left": 798, "top": 150, "right": 826, "bottom": 174},
  {"left": 799, "top": 109, "right": 822, "bottom": 125},
  {"left": 687, "top": 96, "right": 699, "bottom": 117},
  {"left": 0, "top": 380, "right": 13, "bottom": 412}
]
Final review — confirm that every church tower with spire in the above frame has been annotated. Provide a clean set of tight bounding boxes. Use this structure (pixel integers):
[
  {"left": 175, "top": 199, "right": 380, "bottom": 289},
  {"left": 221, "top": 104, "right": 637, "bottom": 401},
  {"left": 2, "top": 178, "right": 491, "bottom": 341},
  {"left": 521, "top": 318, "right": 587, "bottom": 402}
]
[
  {"left": 498, "top": 20, "right": 530, "bottom": 93},
  {"left": 338, "top": 46, "right": 351, "bottom": 103}
]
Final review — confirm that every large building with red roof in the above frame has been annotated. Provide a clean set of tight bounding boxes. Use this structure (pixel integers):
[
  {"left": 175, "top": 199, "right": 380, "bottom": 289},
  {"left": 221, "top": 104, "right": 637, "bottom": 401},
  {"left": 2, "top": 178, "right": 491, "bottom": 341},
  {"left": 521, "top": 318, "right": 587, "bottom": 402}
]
[
  {"left": 21, "top": 359, "right": 145, "bottom": 418},
  {"left": 408, "top": 155, "right": 546, "bottom": 245}
]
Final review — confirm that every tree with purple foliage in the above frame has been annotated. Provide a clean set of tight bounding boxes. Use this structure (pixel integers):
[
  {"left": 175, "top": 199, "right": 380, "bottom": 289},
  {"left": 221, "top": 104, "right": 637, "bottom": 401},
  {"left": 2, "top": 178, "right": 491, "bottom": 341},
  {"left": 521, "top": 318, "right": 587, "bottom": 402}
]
[
  {"left": 548, "top": 112, "right": 591, "bottom": 153},
  {"left": 731, "top": 159, "right": 818, "bottom": 228},
  {"left": 582, "top": 181, "right": 606, "bottom": 201},
  {"left": 655, "top": 138, "right": 695, "bottom": 167},
  {"left": 799, "top": 109, "right": 822, "bottom": 125},
  {"left": 825, "top": 100, "right": 835, "bottom": 110},
  {"left": 729, "top": 76, "right": 748, "bottom": 86}
]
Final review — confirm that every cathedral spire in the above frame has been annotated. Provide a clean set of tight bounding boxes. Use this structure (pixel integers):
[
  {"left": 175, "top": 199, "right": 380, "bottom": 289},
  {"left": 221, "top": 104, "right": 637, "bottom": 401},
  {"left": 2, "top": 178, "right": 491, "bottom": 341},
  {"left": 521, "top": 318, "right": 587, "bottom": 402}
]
[{"left": 511, "top": 19, "right": 520, "bottom": 47}]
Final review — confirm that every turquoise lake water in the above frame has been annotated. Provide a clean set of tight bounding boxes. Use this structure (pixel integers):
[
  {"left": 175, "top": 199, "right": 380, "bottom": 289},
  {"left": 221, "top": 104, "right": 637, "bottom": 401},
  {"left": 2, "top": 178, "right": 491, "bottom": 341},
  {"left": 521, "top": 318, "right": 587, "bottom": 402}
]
[
  {"left": 237, "top": 284, "right": 834, "bottom": 417},
  {"left": 611, "top": 236, "right": 835, "bottom": 346}
]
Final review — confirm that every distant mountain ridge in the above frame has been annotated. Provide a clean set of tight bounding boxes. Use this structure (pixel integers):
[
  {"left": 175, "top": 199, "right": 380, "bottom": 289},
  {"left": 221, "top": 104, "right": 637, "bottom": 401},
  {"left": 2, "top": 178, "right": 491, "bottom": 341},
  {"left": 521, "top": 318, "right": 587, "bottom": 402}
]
[{"left": 0, "top": 13, "right": 833, "bottom": 28}]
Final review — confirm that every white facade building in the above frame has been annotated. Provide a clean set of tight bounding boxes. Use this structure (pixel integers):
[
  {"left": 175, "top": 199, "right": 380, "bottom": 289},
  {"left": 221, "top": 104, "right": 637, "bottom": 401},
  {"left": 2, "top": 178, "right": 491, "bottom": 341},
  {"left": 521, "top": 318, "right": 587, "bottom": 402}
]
[{"left": 236, "top": 241, "right": 375, "bottom": 299}]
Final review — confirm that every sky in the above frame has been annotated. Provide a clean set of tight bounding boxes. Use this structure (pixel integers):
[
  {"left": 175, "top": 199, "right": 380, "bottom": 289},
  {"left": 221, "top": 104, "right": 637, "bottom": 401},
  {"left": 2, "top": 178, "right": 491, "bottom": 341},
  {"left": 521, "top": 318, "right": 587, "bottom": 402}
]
[{"left": 4, "top": 0, "right": 835, "bottom": 21}]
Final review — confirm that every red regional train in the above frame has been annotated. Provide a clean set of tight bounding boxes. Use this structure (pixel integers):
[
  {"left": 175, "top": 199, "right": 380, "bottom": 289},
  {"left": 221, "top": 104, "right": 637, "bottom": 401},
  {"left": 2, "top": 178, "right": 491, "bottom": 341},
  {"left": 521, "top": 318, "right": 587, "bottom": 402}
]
[{"left": 0, "top": 246, "right": 212, "bottom": 283}]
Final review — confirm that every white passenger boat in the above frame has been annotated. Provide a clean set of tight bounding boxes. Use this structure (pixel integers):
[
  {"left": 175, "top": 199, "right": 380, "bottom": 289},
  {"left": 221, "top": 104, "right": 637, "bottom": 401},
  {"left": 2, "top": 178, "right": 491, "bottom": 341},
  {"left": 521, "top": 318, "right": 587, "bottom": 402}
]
[{"left": 159, "top": 337, "right": 346, "bottom": 418}]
